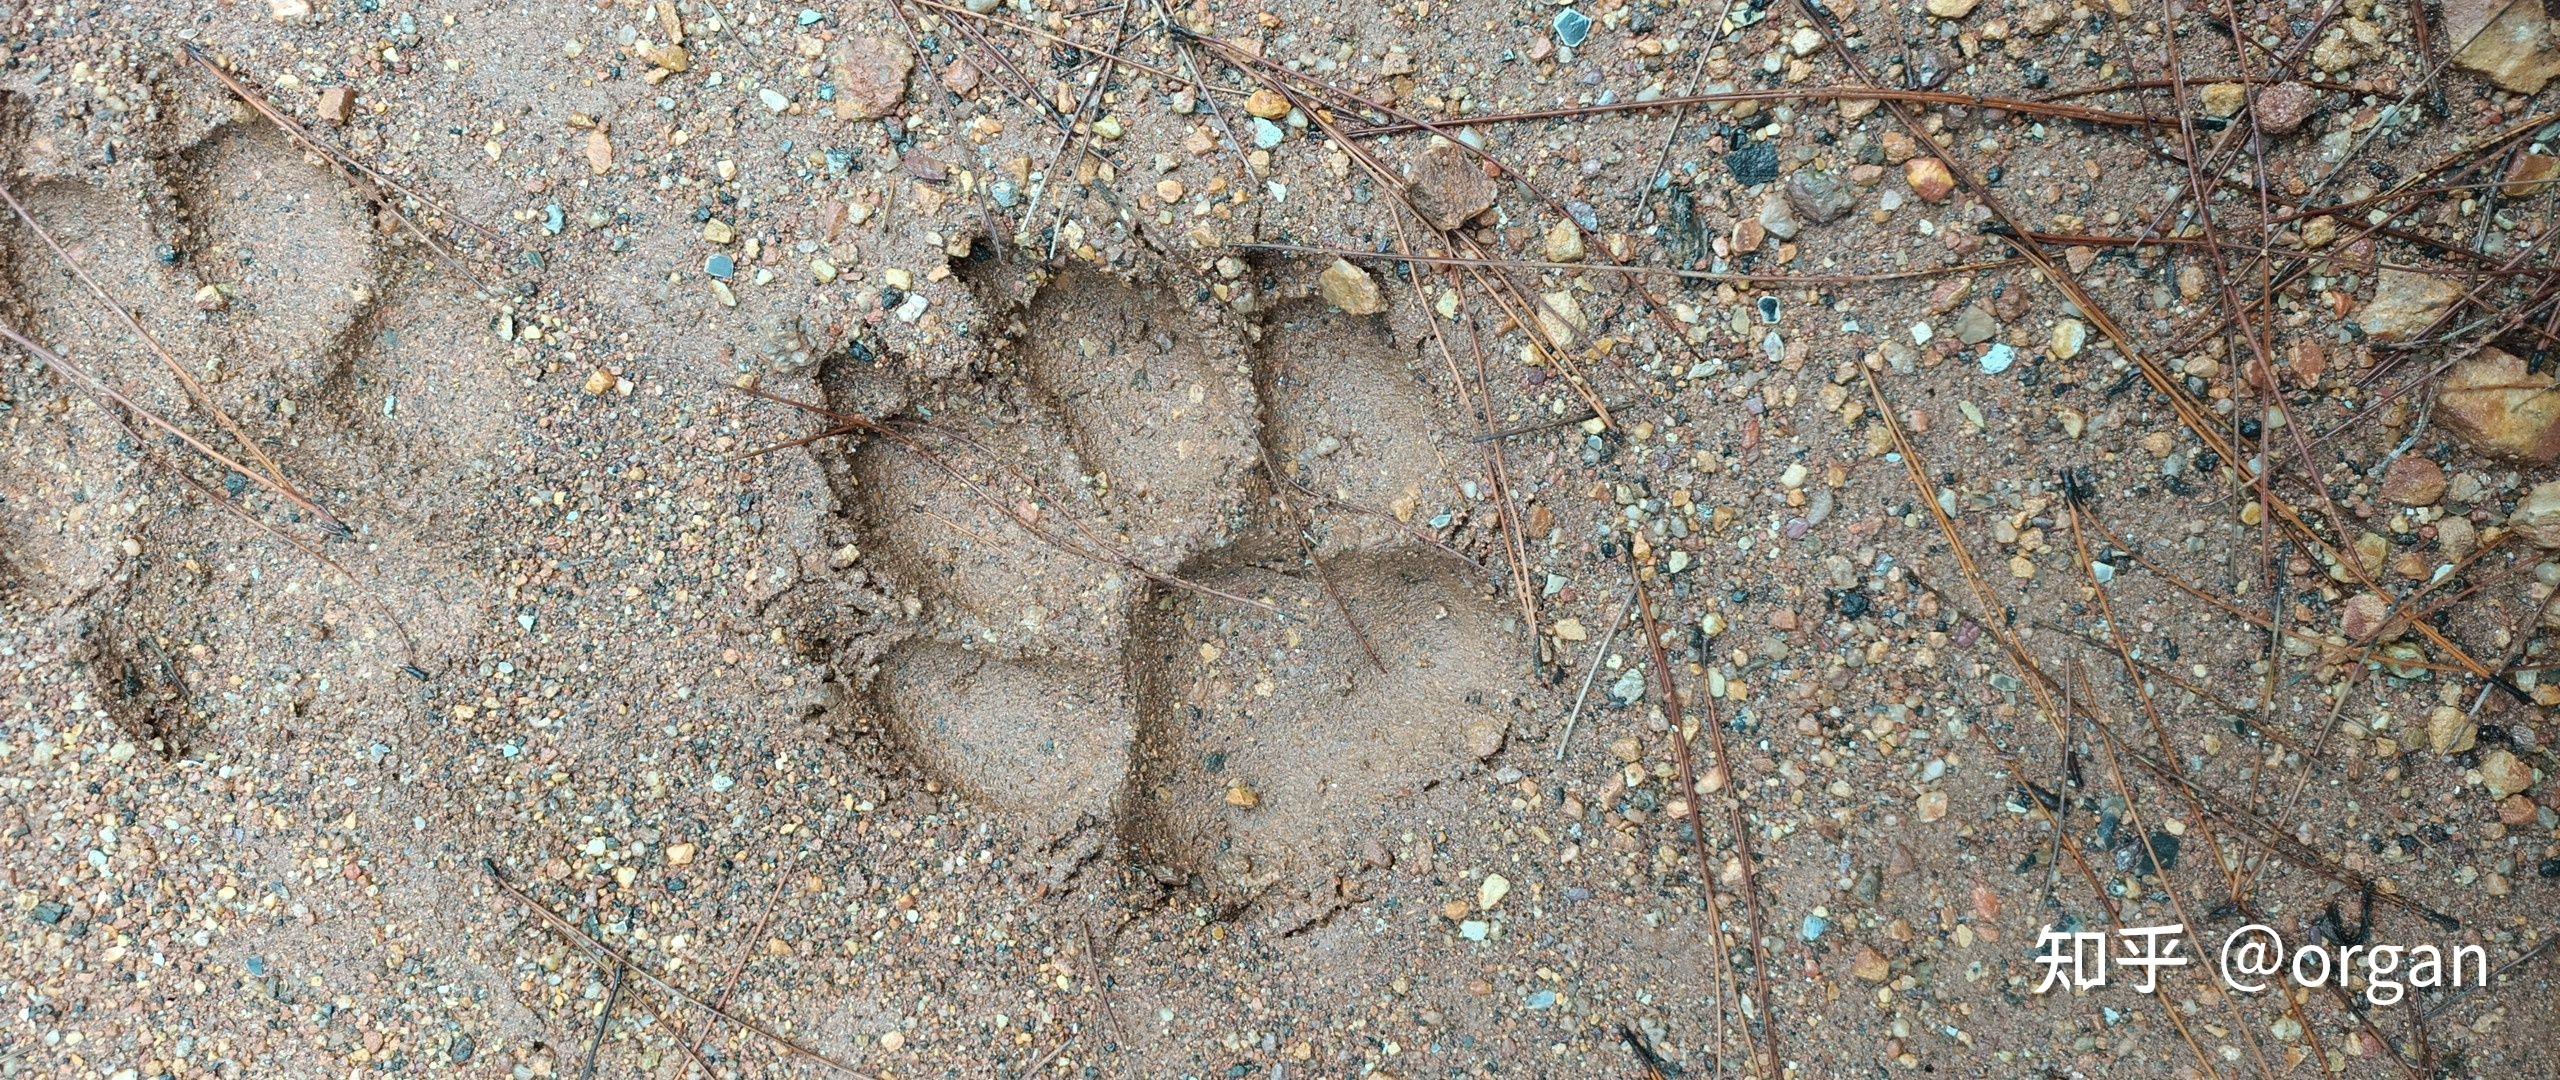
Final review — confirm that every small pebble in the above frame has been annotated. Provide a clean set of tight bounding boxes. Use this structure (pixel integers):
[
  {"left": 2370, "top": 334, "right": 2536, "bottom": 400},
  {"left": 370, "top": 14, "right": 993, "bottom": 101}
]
[{"left": 1552, "top": 8, "right": 1592, "bottom": 47}]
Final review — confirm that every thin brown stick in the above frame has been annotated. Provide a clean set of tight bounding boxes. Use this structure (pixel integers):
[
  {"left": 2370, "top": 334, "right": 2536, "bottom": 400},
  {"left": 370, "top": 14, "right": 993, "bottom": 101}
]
[
  {"left": 1801, "top": 0, "right": 2500, "bottom": 691},
  {"left": 2422, "top": 933, "right": 2557, "bottom": 1021},
  {"left": 483, "top": 860, "right": 876, "bottom": 1078},
  {"left": 7, "top": 319, "right": 423, "bottom": 662},
  {"left": 668, "top": 825, "right": 800, "bottom": 1075},
  {"left": 1217, "top": 50, "right": 1615, "bottom": 427},
  {"left": 1342, "top": 87, "right": 2176, "bottom": 136},
  {"left": 0, "top": 181, "right": 334, "bottom": 530},
  {"left": 1625, "top": 551, "right": 1759, "bottom": 1079},
  {"left": 2063, "top": 509, "right": 2283, "bottom": 1078},
  {"left": 1260, "top": 457, "right": 1387, "bottom": 673},
  {"left": 1553, "top": 586, "right": 1636, "bottom": 762},
  {"left": 1076, "top": 918, "right": 1124, "bottom": 1049},
  {"left": 182, "top": 44, "right": 500, "bottom": 282},
  {"left": 1, "top": 322, "right": 315, "bottom": 525},
  {"left": 1238, "top": 242, "right": 2024, "bottom": 285},
  {"left": 580, "top": 938, "right": 629, "bottom": 1080},
  {"left": 1145, "top": 0, "right": 1259, "bottom": 189},
  {"left": 907, "top": 0, "right": 1200, "bottom": 87},
  {"left": 1190, "top": 27, "right": 1720, "bottom": 398},
  {"left": 1631, "top": 0, "right": 1748, "bottom": 219},
  {"left": 2038, "top": 74, "right": 2364, "bottom": 101},
  {"left": 1860, "top": 367, "right": 2231, "bottom": 1078}
]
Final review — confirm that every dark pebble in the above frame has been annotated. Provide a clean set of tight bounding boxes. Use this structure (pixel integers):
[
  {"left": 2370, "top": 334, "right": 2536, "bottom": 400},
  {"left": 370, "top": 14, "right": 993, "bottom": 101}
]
[{"left": 1725, "top": 141, "right": 1780, "bottom": 186}]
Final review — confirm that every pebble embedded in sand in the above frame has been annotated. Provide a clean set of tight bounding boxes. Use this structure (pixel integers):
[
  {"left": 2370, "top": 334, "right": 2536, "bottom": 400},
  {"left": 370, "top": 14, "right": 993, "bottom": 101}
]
[
  {"left": 2357, "top": 268, "right": 2463, "bottom": 342},
  {"left": 830, "top": 36, "right": 913, "bottom": 120},
  {"left": 1784, "top": 170, "right": 1856, "bottom": 224},
  {"left": 2380, "top": 457, "right": 2446, "bottom": 506},
  {"left": 1409, "top": 141, "right": 1498, "bottom": 230},
  {"left": 1905, "top": 157, "right": 1956, "bottom": 202},
  {"left": 2428, "top": 707, "right": 2477, "bottom": 755},
  {"left": 1244, "top": 88, "right": 1291, "bottom": 120},
  {"left": 1543, "top": 219, "right": 1585, "bottom": 262},
  {"left": 2500, "top": 794, "right": 2538, "bottom": 826},
  {"left": 1952, "top": 305, "right": 1996, "bottom": 345},
  {"left": 2504, "top": 152, "right": 2560, "bottom": 199},
  {"left": 2254, "top": 82, "right": 2318, "bottom": 134},
  {"left": 2481, "top": 748, "right": 2536, "bottom": 798},
  {"left": 1552, "top": 7, "right": 1592, "bottom": 46},
  {"left": 2440, "top": 349, "right": 2560, "bottom": 464},
  {"left": 1851, "top": 947, "right": 1892, "bottom": 982},
  {"left": 2049, "top": 318, "right": 2087, "bottom": 358},
  {"left": 2198, "top": 82, "right": 2246, "bottom": 118},
  {"left": 1317, "top": 257, "right": 1386, "bottom": 315},
  {"left": 2339, "top": 593, "right": 2401, "bottom": 642}
]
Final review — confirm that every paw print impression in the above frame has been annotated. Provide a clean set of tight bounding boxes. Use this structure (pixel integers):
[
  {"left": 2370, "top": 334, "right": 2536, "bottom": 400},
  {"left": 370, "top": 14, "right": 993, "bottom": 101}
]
[
  {"left": 178, "top": 123, "right": 383, "bottom": 398},
  {"left": 2, "top": 113, "right": 510, "bottom": 749},
  {"left": 832, "top": 268, "right": 1527, "bottom": 898}
]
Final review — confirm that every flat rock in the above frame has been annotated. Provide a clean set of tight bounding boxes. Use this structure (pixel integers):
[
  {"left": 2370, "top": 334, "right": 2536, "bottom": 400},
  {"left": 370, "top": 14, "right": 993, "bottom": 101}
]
[
  {"left": 1409, "top": 142, "right": 1497, "bottom": 230},
  {"left": 1244, "top": 88, "right": 1292, "bottom": 120},
  {"left": 1952, "top": 304, "right": 1997, "bottom": 345},
  {"left": 831, "top": 37, "right": 913, "bottom": 120},
  {"left": 1906, "top": 157, "right": 1956, "bottom": 203},
  {"left": 1785, "top": 170, "right": 1857, "bottom": 224},
  {"left": 2357, "top": 268, "right": 2462, "bottom": 342},
  {"left": 2448, "top": 0, "right": 2560, "bottom": 93},
  {"left": 2481, "top": 748, "right": 2536, "bottom": 798},
  {"left": 2511, "top": 480, "right": 2560, "bottom": 548},
  {"left": 2340, "top": 592, "right": 2401, "bottom": 642},
  {"left": 1317, "top": 258, "right": 1387, "bottom": 315},
  {"left": 2379, "top": 456, "right": 2446, "bottom": 506},
  {"left": 2505, "top": 152, "right": 2560, "bottom": 199},
  {"left": 2437, "top": 348, "right": 2560, "bottom": 464},
  {"left": 1851, "top": 946, "right": 1892, "bottom": 983},
  {"left": 2254, "top": 82, "right": 2318, "bottom": 134},
  {"left": 317, "top": 86, "right": 354, "bottom": 124},
  {"left": 1757, "top": 192, "right": 1801, "bottom": 240},
  {"left": 2428, "top": 706, "right": 2477, "bottom": 755},
  {"left": 1543, "top": 219, "right": 1585, "bottom": 262},
  {"left": 2198, "top": 82, "right": 2247, "bottom": 117}
]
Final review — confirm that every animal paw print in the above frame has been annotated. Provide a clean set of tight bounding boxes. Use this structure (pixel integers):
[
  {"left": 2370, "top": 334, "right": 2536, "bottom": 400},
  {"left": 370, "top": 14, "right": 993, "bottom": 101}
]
[
  {"left": 1, "top": 114, "right": 504, "bottom": 749},
  {"left": 819, "top": 266, "right": 1526, "bottom": 902}
]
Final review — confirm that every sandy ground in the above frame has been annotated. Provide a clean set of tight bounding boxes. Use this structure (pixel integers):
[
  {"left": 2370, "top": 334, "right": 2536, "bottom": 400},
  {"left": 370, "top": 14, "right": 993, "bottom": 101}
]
[{"left": 3, "top": 0, "right": 2559, "bottom": 1075}]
